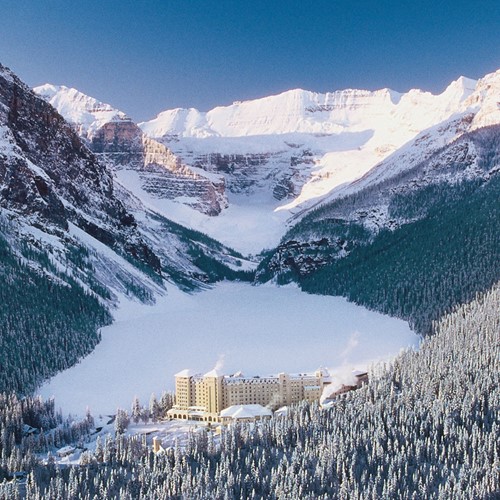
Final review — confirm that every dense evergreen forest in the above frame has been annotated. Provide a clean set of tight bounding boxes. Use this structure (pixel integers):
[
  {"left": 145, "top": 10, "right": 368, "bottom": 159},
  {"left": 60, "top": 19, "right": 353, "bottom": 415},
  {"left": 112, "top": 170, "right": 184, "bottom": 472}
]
[
  {"left": 1, "top": 283, "right": 497, "bottom": 498},
  {"left": 0, "top": 229, "right": 111, "bottom": 394},
  {"left": 300, "top": 174, "right": 500, "bottom": 334}
]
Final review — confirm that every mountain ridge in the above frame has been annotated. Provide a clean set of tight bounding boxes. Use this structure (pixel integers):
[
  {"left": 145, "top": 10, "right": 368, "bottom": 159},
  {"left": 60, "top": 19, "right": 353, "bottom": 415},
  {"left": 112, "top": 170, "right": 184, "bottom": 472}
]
[
  {"left": 34, "top": 70, "right": 499, "bottom": 253},
  {"left": 138, "top": 75, "right": 477, "bottom": 139}
]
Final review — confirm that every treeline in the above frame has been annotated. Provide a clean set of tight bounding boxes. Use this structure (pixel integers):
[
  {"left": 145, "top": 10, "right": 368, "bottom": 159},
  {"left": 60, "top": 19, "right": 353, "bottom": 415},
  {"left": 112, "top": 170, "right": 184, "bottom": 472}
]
[
  {"left": 2, "top": 282, "right": 497, "bottom": 498},
  {"left": 0, "top": 231, "right": 111, "bottom": 394}
]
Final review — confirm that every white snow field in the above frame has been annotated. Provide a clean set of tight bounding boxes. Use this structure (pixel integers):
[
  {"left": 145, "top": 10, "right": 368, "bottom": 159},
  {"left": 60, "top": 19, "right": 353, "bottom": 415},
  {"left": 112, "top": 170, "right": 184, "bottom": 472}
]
[{"left": 40, "top": 282, "right": 418, "bottom": 416}]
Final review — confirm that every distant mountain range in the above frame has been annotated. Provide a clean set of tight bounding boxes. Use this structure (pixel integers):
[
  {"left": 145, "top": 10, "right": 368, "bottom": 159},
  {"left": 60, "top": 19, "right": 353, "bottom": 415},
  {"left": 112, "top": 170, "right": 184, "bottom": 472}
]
[{"left": 34, "top": 70, "right": 499, "bottom": 253}]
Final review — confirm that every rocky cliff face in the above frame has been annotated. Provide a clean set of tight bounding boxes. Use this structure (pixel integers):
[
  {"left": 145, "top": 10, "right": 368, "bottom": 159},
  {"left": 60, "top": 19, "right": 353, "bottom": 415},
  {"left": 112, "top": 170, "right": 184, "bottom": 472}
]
[
  {"left": 94, "top": 122, "right": 226, "bottom": 215},
  {"left": 0, "top": 64, "right": 163, "bottom": 273},
  {"left": 35, "top": 84, "right": 227, "bottom": 216}
]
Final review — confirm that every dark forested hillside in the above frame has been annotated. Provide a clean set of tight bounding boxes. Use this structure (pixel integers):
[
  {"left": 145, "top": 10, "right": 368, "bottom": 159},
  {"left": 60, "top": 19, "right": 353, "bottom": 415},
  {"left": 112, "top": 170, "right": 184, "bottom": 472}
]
[
  {"left": 260, "top": 126, "right": 500, "bottom": 334},
  {"left": 300, "top": 174, "right": 500, "bottom": 334},
  {"left": 0, "top": 230, "right": 111, "bottom": 394}
]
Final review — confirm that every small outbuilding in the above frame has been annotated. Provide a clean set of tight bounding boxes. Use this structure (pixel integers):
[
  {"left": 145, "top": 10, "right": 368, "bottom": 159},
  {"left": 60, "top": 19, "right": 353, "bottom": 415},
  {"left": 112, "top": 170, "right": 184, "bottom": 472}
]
[
  {"left": 56, "top": 445, "right": 76, "bottom": 458},
  {"left": 220, "top": 404, "right": 272, "bottom": 423}
]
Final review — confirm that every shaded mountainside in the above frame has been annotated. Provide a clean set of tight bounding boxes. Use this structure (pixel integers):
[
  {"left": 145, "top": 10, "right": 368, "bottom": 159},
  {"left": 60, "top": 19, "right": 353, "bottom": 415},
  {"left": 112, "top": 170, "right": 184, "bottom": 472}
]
[
  {"left": 0, "top": 63, "right": 159, "bottom": 272},
  {"left": 259, "top": 125, "right": 500, "bottom": 334},
  {"left": 0, "top": 64, "right": 254, "bottom": 394}
]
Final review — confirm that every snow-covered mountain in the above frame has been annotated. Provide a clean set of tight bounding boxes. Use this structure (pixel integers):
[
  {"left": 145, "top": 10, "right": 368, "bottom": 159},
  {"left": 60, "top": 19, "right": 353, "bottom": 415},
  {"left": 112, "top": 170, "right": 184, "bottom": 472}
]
[
  {"left": 34, "top": 84, "right": 227, "bottom": 216},
  {"left": 34, "top": 69, "right": 499, "bottom": 254},
  {"left": 139, "top": 78, "right": 477, "bottom": 138},
  {"left": 139, "top": 75, "right": 477, "bottom": 201},
  {"left": 312, "top": 69, "right": 500, "bottom": 204},
  {"left": 0, "top": 64, "right": 251, "bottom": 300}
]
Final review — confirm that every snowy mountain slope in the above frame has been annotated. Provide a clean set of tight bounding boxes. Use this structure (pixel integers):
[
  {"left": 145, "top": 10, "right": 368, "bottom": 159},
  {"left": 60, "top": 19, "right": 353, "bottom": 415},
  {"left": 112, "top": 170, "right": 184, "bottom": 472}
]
[
  {"left": 306, "top": 69, "right": 500, "bottom": 210},
  {"left": 0, "top": 63, "right": 168, "bottom": 282},
  {"left": 35, "top": 70, "right": 499, "bottom": 254},
  {"left": 34, "top": 84, "right": 227, "bottom": 216},
  {"left": 258, "top": 123, "right": 500, "bottom": 333},
  {"left": 140, "top": 75, "right": 478, "bottom": 211},
  {"left": 1, "top": 63, "right": 252, "bottom": 296},
  {"left": 0, "top": 63, "right": 256, "bottom": 394}
]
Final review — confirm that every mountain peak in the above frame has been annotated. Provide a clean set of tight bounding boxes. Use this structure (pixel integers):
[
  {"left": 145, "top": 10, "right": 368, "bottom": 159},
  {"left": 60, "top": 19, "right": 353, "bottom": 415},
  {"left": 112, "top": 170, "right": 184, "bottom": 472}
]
[
  {"left": 441, "top": 75, "right": 477, "bottom": 102},
  {"left": 34, "top": 84, "right": 131, "bottom": 140}
]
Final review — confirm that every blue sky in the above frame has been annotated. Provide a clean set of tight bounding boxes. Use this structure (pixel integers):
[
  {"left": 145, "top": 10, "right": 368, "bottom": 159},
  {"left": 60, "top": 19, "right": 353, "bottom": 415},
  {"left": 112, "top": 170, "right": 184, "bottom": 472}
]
[{"left": 0, "top": 0, "right": 498, "bottom": 121}]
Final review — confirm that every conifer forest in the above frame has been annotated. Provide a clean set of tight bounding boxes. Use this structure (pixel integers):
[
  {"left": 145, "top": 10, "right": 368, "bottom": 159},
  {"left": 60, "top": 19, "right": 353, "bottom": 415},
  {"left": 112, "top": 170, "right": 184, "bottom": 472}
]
[{"left": 0, "top": 284, "right": 498, "bottom": 498}]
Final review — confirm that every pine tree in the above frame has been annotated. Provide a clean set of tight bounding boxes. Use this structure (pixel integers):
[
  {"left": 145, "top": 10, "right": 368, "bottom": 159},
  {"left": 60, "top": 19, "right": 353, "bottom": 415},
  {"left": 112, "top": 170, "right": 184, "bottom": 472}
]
[
  {"left": 131, "top": 397, "right": 141, "bottom": 425},
  {"left": 149, "top": 394, "right": 160, "bottom": 424}
]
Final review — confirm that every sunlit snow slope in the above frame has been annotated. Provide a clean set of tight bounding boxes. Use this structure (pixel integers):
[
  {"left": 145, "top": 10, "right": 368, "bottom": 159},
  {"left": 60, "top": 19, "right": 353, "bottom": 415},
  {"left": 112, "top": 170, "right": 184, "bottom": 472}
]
[
  {"left": 35, "top": 70, "right": 500, "bottom": 253},
  {"left": 140, "top": 75, "right": 480, "bottom": 208}
]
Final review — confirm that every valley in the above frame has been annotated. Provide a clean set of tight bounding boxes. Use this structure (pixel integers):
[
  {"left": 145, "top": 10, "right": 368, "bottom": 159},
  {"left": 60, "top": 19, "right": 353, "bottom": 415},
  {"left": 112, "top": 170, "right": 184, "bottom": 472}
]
[{"left": 0, "top": 57, "right": 498, "bottom": 498}]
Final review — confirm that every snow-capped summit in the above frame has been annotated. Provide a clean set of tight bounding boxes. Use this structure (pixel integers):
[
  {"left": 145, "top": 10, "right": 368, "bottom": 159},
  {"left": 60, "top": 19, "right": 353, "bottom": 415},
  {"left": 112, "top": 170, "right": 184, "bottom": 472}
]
[
  {"left": 32, "top": 69, "right": 500, "bottom": 254},
  {"left": 140, "top": 107, "right": 213, "bottom": 139},
  {"left": 464, "top": 69, "right": 500, "bottom": 130},
  {"left": 139, "top": 78, "right": 478, "bottom": 141},
  {"left": 34, "top": 84, "right": 228, "bottom": 217},
  {"left": 34, "top": 84, "right": 130, "bottom": 141}
]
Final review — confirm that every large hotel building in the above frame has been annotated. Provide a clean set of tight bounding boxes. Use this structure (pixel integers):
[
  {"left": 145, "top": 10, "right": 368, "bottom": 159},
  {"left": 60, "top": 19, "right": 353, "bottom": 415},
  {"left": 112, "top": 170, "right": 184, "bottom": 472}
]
[{"left": 167, "top": 368, "right": 330, "bottom": 422}]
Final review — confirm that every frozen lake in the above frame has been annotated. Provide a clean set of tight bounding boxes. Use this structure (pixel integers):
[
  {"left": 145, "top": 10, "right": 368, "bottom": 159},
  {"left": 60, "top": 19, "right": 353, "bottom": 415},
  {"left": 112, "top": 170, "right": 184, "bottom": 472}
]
[{"left": 39, "top": 282, "right": 419, "bottom": 416}]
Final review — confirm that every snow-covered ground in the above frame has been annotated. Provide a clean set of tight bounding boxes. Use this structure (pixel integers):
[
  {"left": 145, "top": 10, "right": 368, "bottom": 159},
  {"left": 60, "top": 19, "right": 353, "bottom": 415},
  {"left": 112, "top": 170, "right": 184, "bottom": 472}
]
[
  {"left": 39, "top": 282, "right": 418, "bottom": 416},
  {"left": 116, "top": 168, "right": 288, "bottom": 254}
]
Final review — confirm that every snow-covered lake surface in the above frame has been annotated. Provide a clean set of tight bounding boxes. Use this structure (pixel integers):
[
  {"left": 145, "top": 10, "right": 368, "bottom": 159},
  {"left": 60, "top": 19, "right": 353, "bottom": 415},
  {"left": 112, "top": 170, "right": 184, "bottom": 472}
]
[{"left": 39, "top": 282, "right": 419, "bottom": 416}]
